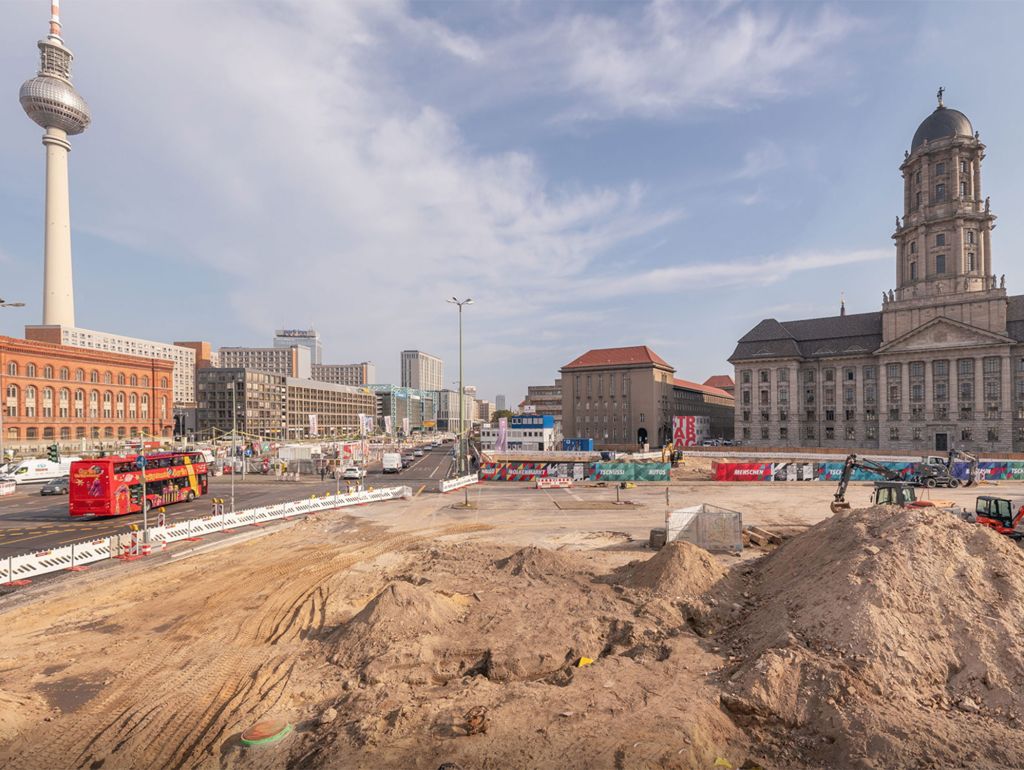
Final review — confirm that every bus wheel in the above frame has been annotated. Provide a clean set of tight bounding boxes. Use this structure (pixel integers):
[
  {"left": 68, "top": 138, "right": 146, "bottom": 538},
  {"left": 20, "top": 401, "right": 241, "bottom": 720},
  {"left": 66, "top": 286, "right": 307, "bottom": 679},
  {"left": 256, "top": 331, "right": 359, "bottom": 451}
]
[{"left": 186, "top": 490, "right": 195, "bottom": 502}]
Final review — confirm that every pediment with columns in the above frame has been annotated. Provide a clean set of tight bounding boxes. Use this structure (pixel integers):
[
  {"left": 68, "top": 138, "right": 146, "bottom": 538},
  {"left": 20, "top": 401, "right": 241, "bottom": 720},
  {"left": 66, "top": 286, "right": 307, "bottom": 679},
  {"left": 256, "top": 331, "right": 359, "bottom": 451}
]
[{"left": 877, "top": 316, "right": 1013, "bottom": 354}]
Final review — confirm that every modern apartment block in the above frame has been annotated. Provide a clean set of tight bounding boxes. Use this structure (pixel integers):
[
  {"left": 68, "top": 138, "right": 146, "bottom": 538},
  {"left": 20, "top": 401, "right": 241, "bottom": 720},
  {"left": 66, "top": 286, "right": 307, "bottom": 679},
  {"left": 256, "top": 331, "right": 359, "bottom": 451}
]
[
  {"left": 311, "top": 362, "right": 376, "bottom": 387},
  {"left": 217, "top": 345, "right": 311, "bottom": 379},
  {"left": 195, "top": 368, "right": 375, "bottom": 439},
  {"left": 434, "top": 388, "right": 476, "bottom": 432},
  {"left": 400, "top": 350, "right": 444, "bottom": 392},
  {"left": 25, "top": 325, "right": 197, "bottom": 407},
  {"left": 273, "top": 329, "right": 321, "bottom": 365}
]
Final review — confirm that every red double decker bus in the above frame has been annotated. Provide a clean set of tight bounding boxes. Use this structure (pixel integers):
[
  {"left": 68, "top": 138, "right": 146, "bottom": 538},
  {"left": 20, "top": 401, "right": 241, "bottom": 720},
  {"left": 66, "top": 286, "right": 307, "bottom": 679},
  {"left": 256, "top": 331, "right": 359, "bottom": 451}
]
[{"left": 69, "top": 452, "right": 209, "bottom": 517}]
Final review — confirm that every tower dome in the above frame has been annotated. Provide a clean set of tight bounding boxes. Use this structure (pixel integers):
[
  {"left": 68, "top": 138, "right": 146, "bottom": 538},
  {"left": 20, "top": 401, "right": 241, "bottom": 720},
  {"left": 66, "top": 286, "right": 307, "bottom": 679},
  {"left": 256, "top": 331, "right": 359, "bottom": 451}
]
[
  {"left": 20, "top": 71, "right": 91, "bottom": 135},
  {"left": 911, "top": 104, "right": 972, "bottom": 151}
]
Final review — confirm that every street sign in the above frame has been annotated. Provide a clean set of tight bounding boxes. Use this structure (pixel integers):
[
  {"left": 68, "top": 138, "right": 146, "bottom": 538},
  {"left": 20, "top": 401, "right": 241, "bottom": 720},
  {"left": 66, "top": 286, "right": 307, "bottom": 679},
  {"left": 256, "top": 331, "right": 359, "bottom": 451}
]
[{"left": 135, "top": 454, "right": 147, "bottom": 470}]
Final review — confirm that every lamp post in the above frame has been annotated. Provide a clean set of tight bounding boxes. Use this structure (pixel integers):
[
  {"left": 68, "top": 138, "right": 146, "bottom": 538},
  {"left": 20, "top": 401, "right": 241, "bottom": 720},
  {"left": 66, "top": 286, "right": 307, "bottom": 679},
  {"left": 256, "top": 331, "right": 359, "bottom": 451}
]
[
  {"left": 0, "top": 299, "right": 26, "bottom": 465},
  {"left": 230, "top": 377, "right": 237, "bottom": 513},
  {"left": 447, "top": 297, "right": 473, "bottom": 475}
]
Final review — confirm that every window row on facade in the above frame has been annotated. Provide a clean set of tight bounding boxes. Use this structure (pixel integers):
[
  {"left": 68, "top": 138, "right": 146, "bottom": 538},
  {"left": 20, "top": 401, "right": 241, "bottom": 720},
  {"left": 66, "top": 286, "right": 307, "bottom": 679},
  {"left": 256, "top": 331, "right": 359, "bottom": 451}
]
[
  {"left": 5, "top": 425, "right": 160, "bottom": 441},
  {"left": 4, "top": 386, "right": 168, "bottom": 419},
  {"left": 5, "top": 361, "right": 168, "bottom": 388},
  {"left": 740, "top": 424, "right": 1005, "bottom": 443}
]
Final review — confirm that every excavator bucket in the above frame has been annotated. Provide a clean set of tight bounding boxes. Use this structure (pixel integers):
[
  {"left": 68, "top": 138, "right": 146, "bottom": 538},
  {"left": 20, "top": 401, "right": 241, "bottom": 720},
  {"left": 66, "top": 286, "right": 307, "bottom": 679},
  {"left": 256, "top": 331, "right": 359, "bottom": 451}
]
[{"left": 831, "top": 501, "right": 851, "bottom": 513}]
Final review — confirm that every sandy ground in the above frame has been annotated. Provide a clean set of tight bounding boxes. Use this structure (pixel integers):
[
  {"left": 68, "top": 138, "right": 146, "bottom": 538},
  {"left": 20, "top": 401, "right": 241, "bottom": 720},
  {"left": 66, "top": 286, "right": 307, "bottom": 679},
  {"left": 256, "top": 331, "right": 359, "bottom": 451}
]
[{"left": 1, "top": 479, "right": 1022, "bottom": 769}]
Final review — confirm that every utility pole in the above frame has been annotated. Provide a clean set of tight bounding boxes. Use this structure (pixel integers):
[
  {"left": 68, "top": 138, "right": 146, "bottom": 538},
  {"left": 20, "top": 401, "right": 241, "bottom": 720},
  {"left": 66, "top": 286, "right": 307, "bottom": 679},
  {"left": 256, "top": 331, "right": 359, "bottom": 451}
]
[{"left": 447, "top": 297, "right": 473, "bottom": 475}]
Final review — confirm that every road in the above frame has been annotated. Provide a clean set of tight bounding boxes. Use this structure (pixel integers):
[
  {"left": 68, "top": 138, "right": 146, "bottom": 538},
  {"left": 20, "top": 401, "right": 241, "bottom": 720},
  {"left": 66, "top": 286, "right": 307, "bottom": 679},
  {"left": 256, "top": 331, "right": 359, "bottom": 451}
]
[{"left": 0, "top": 444, "right": 455, "bottom": 557}]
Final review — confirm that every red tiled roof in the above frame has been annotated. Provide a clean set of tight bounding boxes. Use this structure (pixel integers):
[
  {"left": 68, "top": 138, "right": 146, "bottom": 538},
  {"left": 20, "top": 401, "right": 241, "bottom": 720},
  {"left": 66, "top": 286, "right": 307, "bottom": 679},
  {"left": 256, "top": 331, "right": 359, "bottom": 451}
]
[
  {"left": 673, "top": 377, "right": 734, "bottom": 400},
  {"left": 562, "top": 346, "right": 673, "bottom": 370},
  {"left": 703, "top": 374, "right": 734, "bottom": 389}
]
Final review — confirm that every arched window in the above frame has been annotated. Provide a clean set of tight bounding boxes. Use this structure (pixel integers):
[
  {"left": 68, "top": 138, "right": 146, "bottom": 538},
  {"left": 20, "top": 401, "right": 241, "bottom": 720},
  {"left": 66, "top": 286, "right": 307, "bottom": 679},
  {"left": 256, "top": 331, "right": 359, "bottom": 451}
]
[
  {"left": 116, "top": 392, "right": 125, "bottom": 419},
  {"left": 74, "top": 389, "right": 85, "bottom": 418},
  {"left": 103, "top": 391, "right": 112, "bottom": 419},
  {"left": 161, "top": 377, "right": 168, "bottom": 389},
  {"left": 6, "top": 362, "right": 16, "bottom": 376},
  {"left": 26, "top": 363, "right": 36, "bottom": 377},
  {"left": 117, "top": 373, "right": 126, "bottom": 385},
  {"left": 75, "top": 427, "right": 86, "bottom": 439},
  {"left": 130, "top": 427, "right": 139, "bottom": 438},
  {"left": 104, "top": 427, "right": 114, "bottom": 438},
  {"left": 43, "top": 366, "right": 53, "bottom": 379},
  {"left": 91, "top": 427, "right": 100, "bottom": 439},
  {"left": 75, "top": 368, "right": 85, "bottom": 382},
  {"left": 59, "top": 367, "right": 69, "bottom": 380},
  {"left": 7, "top": 427, "right": 19, "bottom": 441},
  {"left": 42, "top": 387, "right": 54, "bottom": 417},
  {"left": 117, "top": 427, "right": 126, "bottom": 438},
  {"left": 89, "top": 390, "right": 99, "bottom": 419},
  {"left": 142, "top": 375, "right": 150, "bottom": 387},
  {"left": 130, "top": 374, "right": 138, "bottom": 386},
  {"left": 160, "top": 396, "right": 167, "bottom": 419},
  {"left": 104, "top": 372, "right": 113, "bottom": 384},
  {"left": 60, "top": 427, "right": 70, "bottom": 439},
  {"left": 58, "top": 388, "right": 70, "bottom": 418},
  {"left": 5, "top": 384, "right": 17, "bottom": 418},
  {"left": 128, "top": 392, "right": 137, "bottom": 419},
  {"left": 24, "top": 386, "right": 36, "bottom": 417},
  {"left": 140, "top": 393, "right": 149, "bottom": 418},
  {"left": 43, "top": 427, "right": 54, "bottom": 439},
  {"left": 27, "top": 427, "right": 38, "bottom": 440},
  {"left": 90, "top": 370, "right": 99, "bottom": 383}
]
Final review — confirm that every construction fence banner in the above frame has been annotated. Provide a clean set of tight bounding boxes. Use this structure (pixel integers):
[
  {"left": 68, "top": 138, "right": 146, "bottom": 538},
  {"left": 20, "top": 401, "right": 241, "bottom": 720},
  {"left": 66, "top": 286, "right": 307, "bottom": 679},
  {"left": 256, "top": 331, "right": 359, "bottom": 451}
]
[
  {"left": 712, "top": 461, "right": 774, "bottom": 482},
  {"left": 713, "top": 459, "right": 1024, "bottom": 483},
  {"left": 479, "top": 461, "right": 671, "bottom": 482}
]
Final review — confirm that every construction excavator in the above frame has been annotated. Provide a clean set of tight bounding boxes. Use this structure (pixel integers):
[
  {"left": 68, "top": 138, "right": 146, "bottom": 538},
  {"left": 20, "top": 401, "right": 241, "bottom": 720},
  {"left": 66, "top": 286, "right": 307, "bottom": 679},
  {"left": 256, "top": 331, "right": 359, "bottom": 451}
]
[
  {"left": 914, "top": 449, "right": 980, "bottom": 489},
  {"left": 830, "top": 453, "right": 960, "bottom": 514}
]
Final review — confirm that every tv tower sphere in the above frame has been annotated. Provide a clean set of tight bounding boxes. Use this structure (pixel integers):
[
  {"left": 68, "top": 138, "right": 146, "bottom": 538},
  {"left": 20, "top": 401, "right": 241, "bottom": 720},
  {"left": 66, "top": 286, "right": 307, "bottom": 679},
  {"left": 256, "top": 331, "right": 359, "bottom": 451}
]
[{"left": 19, "top": 0, "right": 90, "bottom": 328}]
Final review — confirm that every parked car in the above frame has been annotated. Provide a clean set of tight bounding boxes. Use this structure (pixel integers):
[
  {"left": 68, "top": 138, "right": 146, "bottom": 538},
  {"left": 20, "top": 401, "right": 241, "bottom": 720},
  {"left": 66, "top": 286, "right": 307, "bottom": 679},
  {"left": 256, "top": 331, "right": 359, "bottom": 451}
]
[
  {"left": 342, "top": 466, "right": 366, "bottom": 480},
  {"left": 40, "top": 475, "right": 70, "bottom": 496},
  {"left": 414, "top": 449, "right": 424, "bottom": 457}
]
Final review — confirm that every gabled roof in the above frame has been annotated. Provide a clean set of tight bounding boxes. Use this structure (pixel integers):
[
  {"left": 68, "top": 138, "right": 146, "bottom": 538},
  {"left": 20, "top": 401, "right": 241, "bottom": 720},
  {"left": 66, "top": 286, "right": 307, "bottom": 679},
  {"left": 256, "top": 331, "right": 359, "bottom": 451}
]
[
  {"left": 673, "top": 378, "right": 734, "bottom": 400},
  {"left": 562, "top": 345, "right": 673, "bottom": 371},
  {"left": 731, "top": 311, "right": 883, "bottom": 362},
  {"left": 703, "top": 374, "right": 734, "bottom": 389}
]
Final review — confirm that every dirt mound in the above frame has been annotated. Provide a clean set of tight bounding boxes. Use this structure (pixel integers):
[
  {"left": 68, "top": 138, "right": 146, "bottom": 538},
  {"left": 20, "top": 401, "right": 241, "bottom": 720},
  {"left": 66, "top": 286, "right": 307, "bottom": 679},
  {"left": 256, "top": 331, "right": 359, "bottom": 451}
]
[
  {"left": 720, "top": 505, "right": 1024, "bottom": 769},
  {"left": 0, "top": 689, "right": 48, "bottom": 743},
  {"left": 616, "top": 541, "right": 725, "bottom": 597},
  {"left": 492, "top": 545, "right": 586, "bottom": 581}
]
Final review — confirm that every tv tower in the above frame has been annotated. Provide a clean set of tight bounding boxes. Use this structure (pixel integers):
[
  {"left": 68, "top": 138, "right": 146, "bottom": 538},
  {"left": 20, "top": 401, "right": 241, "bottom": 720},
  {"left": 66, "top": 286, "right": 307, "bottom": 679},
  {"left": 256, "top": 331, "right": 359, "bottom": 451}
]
[{"left": 19, "top": 0, "right": 91, "bottom": 327}]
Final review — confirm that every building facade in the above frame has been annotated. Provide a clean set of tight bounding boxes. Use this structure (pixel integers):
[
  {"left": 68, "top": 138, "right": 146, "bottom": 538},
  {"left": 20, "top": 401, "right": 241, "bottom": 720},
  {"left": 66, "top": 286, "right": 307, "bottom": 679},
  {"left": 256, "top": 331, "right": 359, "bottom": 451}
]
[
  {"left": 273, "top": 329, "right": 321, "bottom": 365},
  {"left": 522, "top": 380, "right": 563, "bottom": 425},
  {"left": 495, "top": 394, "right": 507, "bottom": 412},
  {"left": 2, "top": 336, "right": 174, "bottom": 450},
  {"left": 312, "top": 362, "right": 376, "bottom": 387},
  {"left": 26, "top": 325, "right": 197, "bottom": 408},
  {"left": 434, "top": 388, "right": 476, "bottom": 432},
  {"left": 560, "top": 346, "right": 734, "bottom": 450},
  {"left": 731, "top": 94, "right": 1021, "bottom": 453},
  {"left": 195, "top": 368, "right": 375, "bottom": 439},
  {"left": 480, "top": 414, "right": 556, "bottom": 452},
  {"left": 369, "top": 385, "right": 436, "bottom": 435},
  {"left": 217, "top": 345, "right": 311, "bottom": 379},
  {"left": 400, "top": 350, "right": 444, "bottom": 391}
]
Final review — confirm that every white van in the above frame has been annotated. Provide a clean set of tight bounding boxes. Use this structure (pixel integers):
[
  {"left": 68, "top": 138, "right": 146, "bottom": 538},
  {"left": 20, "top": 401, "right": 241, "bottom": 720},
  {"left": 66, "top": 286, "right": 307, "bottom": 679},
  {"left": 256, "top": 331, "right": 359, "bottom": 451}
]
[
  {"left": 382, "top": 452, "right": 402, "bottom": 473},
  {"left": 2, "top": 457, "right": 80, "bottom": 485}
]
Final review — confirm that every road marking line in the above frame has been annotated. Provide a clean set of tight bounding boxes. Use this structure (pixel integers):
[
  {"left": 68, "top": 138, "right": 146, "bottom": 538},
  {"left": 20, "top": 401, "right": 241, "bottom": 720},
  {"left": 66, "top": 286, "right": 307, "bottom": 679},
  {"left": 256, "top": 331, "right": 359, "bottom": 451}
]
[{"left": 414, "top": 485, "right": 425, "bottom": 497}]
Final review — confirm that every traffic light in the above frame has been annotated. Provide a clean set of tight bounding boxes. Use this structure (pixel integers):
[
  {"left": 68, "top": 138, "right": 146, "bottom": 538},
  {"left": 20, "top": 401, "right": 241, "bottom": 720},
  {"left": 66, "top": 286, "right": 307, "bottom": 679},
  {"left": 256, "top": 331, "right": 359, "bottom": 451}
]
[{"left": 47, "top": 443, "right": 60, "bottom": 463}]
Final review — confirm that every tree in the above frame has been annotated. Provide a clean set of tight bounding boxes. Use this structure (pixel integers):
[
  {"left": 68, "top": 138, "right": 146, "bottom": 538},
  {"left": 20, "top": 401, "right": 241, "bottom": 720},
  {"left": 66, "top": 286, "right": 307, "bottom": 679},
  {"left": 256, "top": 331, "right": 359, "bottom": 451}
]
[{"left": 492, "top": 409, "right": 515, "bottom": 420}]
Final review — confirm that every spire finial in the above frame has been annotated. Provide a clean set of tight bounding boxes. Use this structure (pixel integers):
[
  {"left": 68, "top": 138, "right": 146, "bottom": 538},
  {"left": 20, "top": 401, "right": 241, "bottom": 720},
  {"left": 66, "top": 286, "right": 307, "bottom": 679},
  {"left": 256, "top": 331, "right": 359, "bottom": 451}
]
[
  {"left": 840, "top": 292, "right": 846, "bottom": 317},
  {"left": 937, "top": 86, "right": 945, "bottom": 107},
  {"left": 48, "top": 0, "right": 63, "bottom": 41}
]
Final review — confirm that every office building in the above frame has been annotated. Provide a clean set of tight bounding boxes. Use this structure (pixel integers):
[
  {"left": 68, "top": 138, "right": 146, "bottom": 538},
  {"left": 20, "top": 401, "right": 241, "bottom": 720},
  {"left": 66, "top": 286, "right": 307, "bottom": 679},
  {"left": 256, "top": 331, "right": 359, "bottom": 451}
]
[
  {"left": 495, "top": 394, "right": 507, "bottom": 412},
  {"left": 400, "top": 350, "right": 444, "bottom": 391},
  {"left": 312, "top": 362, "right": 376, "bottom": 387},
  {"left": 480, "top": 414, "right": 556, "bottom": 452},
  {"left": 369, "top": 385, "right": 436, "bottom": 434},
  {"left": 217, "top": 345, "right": 311, "bottom": 379},
  {"left": 274, "top": 329, "right": 321, "bottom": 365}
]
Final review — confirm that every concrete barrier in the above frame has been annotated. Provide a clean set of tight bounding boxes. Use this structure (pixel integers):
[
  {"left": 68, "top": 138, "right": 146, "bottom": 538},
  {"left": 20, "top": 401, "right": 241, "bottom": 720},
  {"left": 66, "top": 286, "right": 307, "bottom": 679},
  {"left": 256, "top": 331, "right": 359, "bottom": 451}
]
[
  {"left": 439, "top": 474, "right": 478, "bottom": 493},
  {"left": 536, "top": 477, "right": 573, "bottom": 489}
]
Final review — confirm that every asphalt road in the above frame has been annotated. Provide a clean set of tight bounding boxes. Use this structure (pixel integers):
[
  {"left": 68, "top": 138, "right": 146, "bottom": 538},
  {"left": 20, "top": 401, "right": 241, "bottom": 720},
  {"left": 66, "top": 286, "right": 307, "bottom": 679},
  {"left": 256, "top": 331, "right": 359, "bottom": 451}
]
[{"left": 0, "top": 445, "right": 455, "bottom": 557}]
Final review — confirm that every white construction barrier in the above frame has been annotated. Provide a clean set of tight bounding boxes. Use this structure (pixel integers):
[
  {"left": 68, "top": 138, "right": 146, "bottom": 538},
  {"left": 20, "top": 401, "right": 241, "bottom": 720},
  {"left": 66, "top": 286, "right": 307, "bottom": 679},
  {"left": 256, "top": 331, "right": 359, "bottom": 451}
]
[
  {"left": 536, "top": 477, "right": 573, "bottom": 489},
  {"left": 439, "top": 474, "right": 478, "bottom": 493},
  {"left": 665, "top": 503, "right": 743, "bottom": 554},
  {"left": 0, "top": 481, "right": 16, "bottom": 497},
  {"left": 1, "top": 486, "right": 413, "bottom": 587}
]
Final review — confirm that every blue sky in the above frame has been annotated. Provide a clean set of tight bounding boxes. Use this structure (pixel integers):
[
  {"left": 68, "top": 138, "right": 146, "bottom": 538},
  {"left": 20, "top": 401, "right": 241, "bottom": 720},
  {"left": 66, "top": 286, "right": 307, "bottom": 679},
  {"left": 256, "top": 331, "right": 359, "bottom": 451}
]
[{"left": 2, "top": 1, "right": 1024, "bottom": 405}]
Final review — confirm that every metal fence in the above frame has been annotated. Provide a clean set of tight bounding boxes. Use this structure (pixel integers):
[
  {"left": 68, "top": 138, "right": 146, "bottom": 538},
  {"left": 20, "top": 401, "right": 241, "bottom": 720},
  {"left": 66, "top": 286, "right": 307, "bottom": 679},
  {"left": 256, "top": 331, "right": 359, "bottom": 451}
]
[
  {"left": 1, "top": 485, "right": 412, "bottom": 586},
  {"left": 665, "top": 503, "right": 743, "bottom": 554}
]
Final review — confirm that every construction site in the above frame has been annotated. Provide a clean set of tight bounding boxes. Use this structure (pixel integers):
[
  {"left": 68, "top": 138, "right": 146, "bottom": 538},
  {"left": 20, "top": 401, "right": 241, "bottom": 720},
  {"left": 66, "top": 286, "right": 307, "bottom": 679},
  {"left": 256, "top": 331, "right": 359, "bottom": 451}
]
[{"left": 4, "top": 451, "right": 1024, "bottom": 770}]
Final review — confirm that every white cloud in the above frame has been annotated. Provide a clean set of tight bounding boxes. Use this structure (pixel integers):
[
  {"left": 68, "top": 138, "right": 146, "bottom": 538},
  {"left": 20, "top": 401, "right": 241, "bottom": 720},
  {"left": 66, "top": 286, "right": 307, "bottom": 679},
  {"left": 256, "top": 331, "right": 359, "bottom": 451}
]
[
  {"left": 551, "top": 1, "right": 857, "bottom": 119},
  {"left": 733, "top": 140, "right": 786, "bottom": 180},
  {"left": 574, "top": 248, "right": 890, "bottom": 299}
]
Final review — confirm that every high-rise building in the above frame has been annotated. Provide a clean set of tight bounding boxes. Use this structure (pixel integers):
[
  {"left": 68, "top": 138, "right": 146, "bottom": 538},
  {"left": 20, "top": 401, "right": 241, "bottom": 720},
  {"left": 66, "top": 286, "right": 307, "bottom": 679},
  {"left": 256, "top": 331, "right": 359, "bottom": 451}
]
[
  {"left": 26, "top": 325, "right": 197, "bottom": 408},
  {"left": 312, "top": 362, "right": 376, "bottom": 387},
  {"left": 273, "top": 329, "right": 321, "bottom": 365},
  {"left": 400, "top": 350, "right": 443, "bottom": 391},
  {"left": 495, "top": 394, "right": 507, "bottom": 412},
  {"left": 217, "top": 345, "right": 311, "bottom": 379},
  {"left": 20, "top": 0, "right": 91, "bottom": 327},
  {"left": 731, "top": 92, "right": 1020, "bottom": 452}
]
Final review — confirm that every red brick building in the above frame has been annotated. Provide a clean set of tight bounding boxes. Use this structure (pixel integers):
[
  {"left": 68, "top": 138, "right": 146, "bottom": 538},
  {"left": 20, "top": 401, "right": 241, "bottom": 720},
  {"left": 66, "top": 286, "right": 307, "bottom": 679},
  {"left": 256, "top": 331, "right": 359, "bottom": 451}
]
[{"left": 1, "top": 336, "right": 174, "bottom": 449}]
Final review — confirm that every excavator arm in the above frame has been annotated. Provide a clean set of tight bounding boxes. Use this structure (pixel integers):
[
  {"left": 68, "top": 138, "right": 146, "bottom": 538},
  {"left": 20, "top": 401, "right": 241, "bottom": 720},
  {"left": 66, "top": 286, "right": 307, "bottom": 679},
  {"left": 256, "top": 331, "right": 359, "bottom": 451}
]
[
  {"left": 832, "top": 454, "right": 903, "bottom": 513},
  {"left": 948, "top": 449, "right": 980, "bottom": 487}
]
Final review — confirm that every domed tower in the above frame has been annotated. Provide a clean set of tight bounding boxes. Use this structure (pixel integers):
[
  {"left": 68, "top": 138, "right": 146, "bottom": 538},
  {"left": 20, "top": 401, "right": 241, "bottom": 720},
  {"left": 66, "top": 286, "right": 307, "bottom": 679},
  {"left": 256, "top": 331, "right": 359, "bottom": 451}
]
[
  {"left": 893, "top": 88, "right": 995, "bottom": 300},
  {"left": 19, "top": 0, "right": 90, "bottom": 327}
]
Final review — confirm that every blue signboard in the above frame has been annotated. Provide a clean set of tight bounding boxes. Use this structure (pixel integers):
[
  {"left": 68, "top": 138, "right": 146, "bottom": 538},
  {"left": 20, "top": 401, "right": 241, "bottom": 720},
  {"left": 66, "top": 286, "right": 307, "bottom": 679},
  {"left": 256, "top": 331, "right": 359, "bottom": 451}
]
[{"left": 135, "top": 454, "right": 147, "bottom": 470}]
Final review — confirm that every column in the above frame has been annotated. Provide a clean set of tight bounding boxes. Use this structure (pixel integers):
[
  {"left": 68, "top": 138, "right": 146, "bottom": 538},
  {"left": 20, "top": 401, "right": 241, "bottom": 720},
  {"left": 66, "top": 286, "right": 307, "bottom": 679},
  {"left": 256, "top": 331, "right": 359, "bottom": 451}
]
[
  {"left": 954, "top": 218, "right": 964, "bottom": 276},
  {"left": 973, "top": 158, "right": 982, "bottom": 208},
  {"left": 42, "top": 126, "right": 75, "bottom": 327},
  {"left": 952, "top": 147, "right": 961, "bottom": 203}
]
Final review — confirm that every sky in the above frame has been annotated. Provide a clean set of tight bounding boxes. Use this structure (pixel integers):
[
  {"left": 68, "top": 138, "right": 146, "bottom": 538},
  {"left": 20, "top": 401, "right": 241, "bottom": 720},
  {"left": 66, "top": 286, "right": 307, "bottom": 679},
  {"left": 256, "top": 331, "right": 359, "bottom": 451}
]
[{"left": 2, "top": 1, "right": 1024, "bottom": 406}]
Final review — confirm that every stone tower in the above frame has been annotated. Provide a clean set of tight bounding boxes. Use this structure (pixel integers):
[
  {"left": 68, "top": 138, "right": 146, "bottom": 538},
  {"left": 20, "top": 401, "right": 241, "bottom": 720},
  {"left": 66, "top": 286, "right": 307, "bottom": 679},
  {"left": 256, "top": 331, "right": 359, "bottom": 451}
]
[
  {"left": 884, "top": 89, "right": 1003, "bottom": 342},
  {"left": 19, "top": 0, "right": 91, "bottom": 328}
]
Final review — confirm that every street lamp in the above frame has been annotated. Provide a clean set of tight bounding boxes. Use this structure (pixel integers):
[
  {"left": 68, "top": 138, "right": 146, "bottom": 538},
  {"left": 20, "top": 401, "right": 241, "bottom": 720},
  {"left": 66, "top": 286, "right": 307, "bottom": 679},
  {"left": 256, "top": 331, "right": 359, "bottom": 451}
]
[
  {"left": 0, "top": 299, "right": 26, "bottom": 464},
  {"left": 447, "top": 297, "right": 473, "bottom": 475}
]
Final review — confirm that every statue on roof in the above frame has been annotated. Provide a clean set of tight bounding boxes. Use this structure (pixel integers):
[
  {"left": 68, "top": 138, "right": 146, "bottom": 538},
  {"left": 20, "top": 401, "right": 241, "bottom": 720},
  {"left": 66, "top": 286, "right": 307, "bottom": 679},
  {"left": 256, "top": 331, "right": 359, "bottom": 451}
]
[
  {"left": 937, "top": 86, "right": 945, "bottom": 107},
  {"left": 985, "top": 196, "right": 991, "bottom": 213},
  {"left": 1001, "top": 274, "right": 1006, "bottom": 289}
]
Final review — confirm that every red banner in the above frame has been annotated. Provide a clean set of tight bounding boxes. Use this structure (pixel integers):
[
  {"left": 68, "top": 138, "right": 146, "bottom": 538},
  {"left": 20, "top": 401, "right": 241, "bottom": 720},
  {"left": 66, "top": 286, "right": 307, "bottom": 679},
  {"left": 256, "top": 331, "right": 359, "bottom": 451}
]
[{"left": 712, "top": 461, "right": 773, "bottom": 481}]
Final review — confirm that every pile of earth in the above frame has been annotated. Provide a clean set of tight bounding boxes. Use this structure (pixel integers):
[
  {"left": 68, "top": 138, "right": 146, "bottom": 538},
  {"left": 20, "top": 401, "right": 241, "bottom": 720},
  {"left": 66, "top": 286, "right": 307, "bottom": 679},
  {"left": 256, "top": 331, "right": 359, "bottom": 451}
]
[
  {"left": 716, "top": 505, "right": 1024, "bottom": 770},
  {"left": 300, "top": 541, "right": 750, "bottom": 769},
  {"left": 614, "top": 540, "right": 726, "bottom": 598}
]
